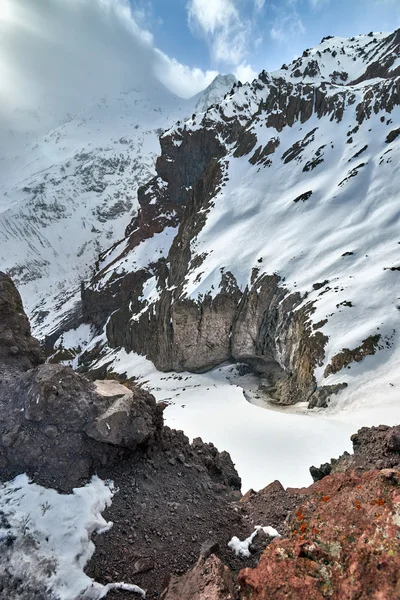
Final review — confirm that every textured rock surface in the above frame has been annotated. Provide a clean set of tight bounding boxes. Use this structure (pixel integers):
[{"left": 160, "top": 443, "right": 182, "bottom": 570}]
[
  {"left": 0, "top": 363, "right": 163, "bottom": 490},
  {"left": 0, "top": 272, "right": 43, "bottom": 370},
  {"left": 239, "top": 469, "right": 400, "bottom": 599},
  {"left": 161, "top": 555, "right": 238, "bottom": 600}
]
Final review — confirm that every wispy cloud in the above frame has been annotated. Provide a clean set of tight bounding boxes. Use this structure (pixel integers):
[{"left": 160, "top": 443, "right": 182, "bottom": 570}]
[
  {"left": 309, "top": 0, "right": 330, "bottom": 9},
  {"left": 0, "top": 0, "right": 218, "bottom": 136},
  {"left": 269, "top": 2, "right": 306, "bottom": 43},
  {"left": 187, "top": 0, "right": 251, "bottom": 64}
]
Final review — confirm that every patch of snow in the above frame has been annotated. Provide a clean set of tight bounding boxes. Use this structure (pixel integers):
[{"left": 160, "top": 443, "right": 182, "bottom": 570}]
[
  {"left": 0, "top": 474, "right": 145, "bottom": 600},
  {"left": 255, "top": 525, "right": 281, "bottom": 538},
  {"left": 228, "top": 530, "right": 258, "bottom": 558}
]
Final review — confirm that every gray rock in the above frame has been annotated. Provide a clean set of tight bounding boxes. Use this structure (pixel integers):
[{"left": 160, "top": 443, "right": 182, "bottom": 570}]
[
  {"left": 86, "top": 380, "right": 159, "bottom": 448},
  {"left": 308, "top": 383, "right": 348, "bottom": 409},
  {"left": 200, "top": 539, "right": 220, "bottom": 559},
  {"left": 0, "top": 272, "right": 43, "bottom": 370},
  {"left": 0, "top": 364, "right": 162, "bottom": 491}
]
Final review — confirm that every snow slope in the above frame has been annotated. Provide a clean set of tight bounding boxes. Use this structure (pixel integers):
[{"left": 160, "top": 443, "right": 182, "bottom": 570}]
[
  {"left": 0, "top": 75, "right": 235, "bottom": 335},
  {"left": 87, "top": 29, "right": 400, "bottom": 407}
]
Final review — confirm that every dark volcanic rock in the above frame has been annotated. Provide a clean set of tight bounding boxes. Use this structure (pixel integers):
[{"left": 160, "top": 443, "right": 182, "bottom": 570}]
[
  {"left": 0, "top": 272, "right": 43, "bottom": 370},
  {"left": 311, "top": 424, "right": 400, "bottom": 481},
  {"left": 0, "top": 365, "right": 163, "bottom": 491},
  {"left": 87, "top": 428, "right": 243, "bottom": 600}
]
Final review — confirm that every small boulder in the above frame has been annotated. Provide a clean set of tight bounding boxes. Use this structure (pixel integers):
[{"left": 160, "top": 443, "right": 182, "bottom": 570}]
[{"left": 161, "top": 555, "right": 237, "bottom": 600}]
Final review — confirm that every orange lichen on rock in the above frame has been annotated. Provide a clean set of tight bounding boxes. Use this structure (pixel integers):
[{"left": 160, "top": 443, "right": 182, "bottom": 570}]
[{"left": 239, "top": 469, "right": 400, "bottom": 600}]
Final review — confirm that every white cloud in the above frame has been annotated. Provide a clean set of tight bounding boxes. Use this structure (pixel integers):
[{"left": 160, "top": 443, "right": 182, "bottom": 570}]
[
  {"left": 187, "top": 0, "right": 251, "bottom": 64},
  {"left": 254, "top": 0, "right": 265, "bottom": 11},
  {"left": 270, "top": 9, "right": 305, "bottom": 42},
  {"left": 0, "top": 0, "right": 216, "bottom": 135},
  {"left": 235, "top": 62, "right": 258, "bottom": 83},
  {"left": 154, "top": 50, "right": 219, "bottom": 98}
]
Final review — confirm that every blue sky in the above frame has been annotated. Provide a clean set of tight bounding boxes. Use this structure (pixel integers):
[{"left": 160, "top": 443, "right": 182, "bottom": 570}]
[
  {"left": 131, "top": 0, "right": 400, "bottom": 80},
  {"left": 1, "top": 0, "right": 400, "bottom": 135}
]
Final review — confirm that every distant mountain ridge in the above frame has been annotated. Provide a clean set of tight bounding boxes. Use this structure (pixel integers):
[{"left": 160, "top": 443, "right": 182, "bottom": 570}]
[
  {"left": 0, "top": 75, "right": 236, "bottom": 335},
  {"left": 50, "top": 29, "right": 400, "bottom": 412}
]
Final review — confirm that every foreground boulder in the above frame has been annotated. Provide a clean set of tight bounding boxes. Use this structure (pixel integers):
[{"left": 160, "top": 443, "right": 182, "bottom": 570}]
[
  {"left": 0, "top": 272, "right": 165, "bottom": 490},
  {"left": 0, "top": 363, "right": 163, "bottom": 490},
  {"left": 161, "top": 555, "right": 238, "bottom": 600}
]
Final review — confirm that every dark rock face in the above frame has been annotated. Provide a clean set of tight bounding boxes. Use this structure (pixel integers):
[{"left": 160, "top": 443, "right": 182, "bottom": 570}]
[
  {"left": 0, "top": 272, "right": 43, "bottom": 370},
  {"left": 0, "top": 364, "right": 163, "bottom": 491},
  {"left": 72, "top": 32, "right": 400, "bottom": 410},
  {"left": 311, "top": 424, "right": 400, "bottom": 481},
  {"left": 324, "top": 335, "right": 381, "bottom": 377}
]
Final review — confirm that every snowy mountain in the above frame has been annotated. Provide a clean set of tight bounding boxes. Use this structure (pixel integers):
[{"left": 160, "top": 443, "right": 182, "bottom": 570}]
[
  {"left": 0, "top": 75, "right": 235, "bottom": 334},
  {"left": 54, "top": 29, "right": 400, "bottom": 416}
]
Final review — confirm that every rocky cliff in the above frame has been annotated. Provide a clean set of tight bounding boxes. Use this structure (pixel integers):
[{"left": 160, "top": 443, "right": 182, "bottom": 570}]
[
  {"left": 72, "top": 30, "right": 400, "bottom": 408},
  {"left": 0, "top": 271, "right": 43, "bottom": 370},
  {"left": 0, "top": 76, "right": 235, "bottom": 340}
]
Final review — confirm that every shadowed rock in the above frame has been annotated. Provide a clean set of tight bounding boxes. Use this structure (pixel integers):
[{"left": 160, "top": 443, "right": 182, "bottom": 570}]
[
  {"left": 0, "top": 272, "right": 43, "bottom": 370},
  {"left": 0, "top": 363, "right": 163, "bottom": 490}
]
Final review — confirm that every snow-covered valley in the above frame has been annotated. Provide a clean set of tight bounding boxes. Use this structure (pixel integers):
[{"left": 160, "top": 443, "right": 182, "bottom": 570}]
[{"left": 41, "top": 29, "right": 400, "bottom": 494}]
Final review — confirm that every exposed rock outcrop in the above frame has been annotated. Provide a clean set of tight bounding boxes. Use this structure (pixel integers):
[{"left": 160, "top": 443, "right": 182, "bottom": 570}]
[
  {"left": 0, "top": 272, "right": 43, "bottom": 369},
  {"left": 0, "top": 361, "right": 164, "bottom": 491},
  {"left": 310, "top": 423, "right": 400, "bottom": 480},
  {"left": 239, "top": 468, "right": 400, "bottom": 600},
  {"left": 161, "top": 555, "right": 238, "bottom": 600},
  {"left": 160, "top": 425, "right": 400, "bottom": 600}
]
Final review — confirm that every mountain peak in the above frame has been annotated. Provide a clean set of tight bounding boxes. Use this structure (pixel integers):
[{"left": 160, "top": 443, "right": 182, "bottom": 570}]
[
  {"left": 269, "top": 29, "right": 400, "bottom": 86},
  {"left": 194, "top": 73, "right": 237, "bottom": 113}
]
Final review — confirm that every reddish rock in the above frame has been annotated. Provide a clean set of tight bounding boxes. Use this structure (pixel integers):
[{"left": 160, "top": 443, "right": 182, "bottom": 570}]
[
  {"left": 161, "top": 555, "right": 238, "bottom": 600},
  {"left": 239, "top": 469, "right": 400, "bottom": 599}
]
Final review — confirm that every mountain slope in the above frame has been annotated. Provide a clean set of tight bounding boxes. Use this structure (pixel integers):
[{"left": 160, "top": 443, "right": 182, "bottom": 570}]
[
  {"left": 53, "top": 31, "right": 400, "bottom": 410},
  {"left": 0, "top": 75, "right": 235, "bottom": 335}
]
